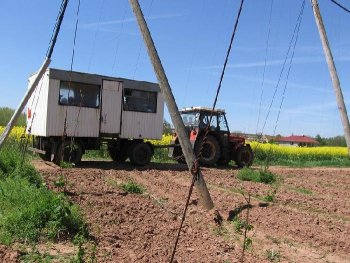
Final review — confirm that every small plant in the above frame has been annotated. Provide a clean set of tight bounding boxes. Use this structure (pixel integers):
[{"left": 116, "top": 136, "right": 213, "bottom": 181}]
[
  {"left": 54, "top": 175, "right": 66, "bottom": 189},
  {"left": 262, "top": 190, "right": 276, "bottom": 202},
  {"left": 213, "top": 225, "right": 228, "bottom": 236},
  {"left": 232, "top": 217, "right": 254, "bottom": 234},
  {"left": 266, "top": 249, "right": 281, "bottom": 262},
  {"left": 237, "top": 168, "right": 276, "bottom": 184},
  {"left": 60, "top": 161, "right": 74, "bottom": 168},
  {"left": 120, "top": 181, "right": 145, "bottom": 194},
  {"left": 293, "top": 187, "right": 313, "bottom": 195}
]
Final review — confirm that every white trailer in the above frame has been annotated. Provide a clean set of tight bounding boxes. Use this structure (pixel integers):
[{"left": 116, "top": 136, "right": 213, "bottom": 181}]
[{"left": 27, "top": 68, "right": 164, "bottom": 166}]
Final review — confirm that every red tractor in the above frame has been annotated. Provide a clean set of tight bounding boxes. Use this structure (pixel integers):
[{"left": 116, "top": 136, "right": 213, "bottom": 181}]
[{"left": 169, "top": 107, "right": 254, "bottom": 167}]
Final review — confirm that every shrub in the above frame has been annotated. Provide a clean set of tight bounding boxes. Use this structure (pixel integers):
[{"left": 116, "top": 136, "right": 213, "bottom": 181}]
[
  {"left": 0, "top": 178, "right": 86, "bottom": 244},
  {"left": 121, "top": 181, "right": 145, "bottom": 194},
  {"left": 0, "top": 144, "right": 42, "bottom": 186},
  {"left": 237, "top": 168, "right": 276, "bottom": 184}
]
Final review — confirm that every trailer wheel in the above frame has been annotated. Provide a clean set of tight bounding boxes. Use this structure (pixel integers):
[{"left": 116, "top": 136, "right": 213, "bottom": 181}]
[
  {"left": 195, "top": 135, "right": 221, "bottom": 166},
  {"left": 129, "top": 142, "right": 152, "bottom": 166},
  {"left": 54, "top": 140, "right": 83, "bottom": 165},
  {"left": 108, "top": 148, "right": 127, "bottom": 163},
  {"left": 235, "top": 145, "right": 254, "bottom": 168}
]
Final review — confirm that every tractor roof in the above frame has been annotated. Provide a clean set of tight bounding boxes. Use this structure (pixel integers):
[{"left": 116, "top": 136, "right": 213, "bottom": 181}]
[{"left": 180, "top": 106, "right": 225, "bottom": 114}]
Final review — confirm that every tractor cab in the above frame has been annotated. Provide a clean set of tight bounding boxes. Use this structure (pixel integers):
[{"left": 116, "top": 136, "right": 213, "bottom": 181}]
[
  {"left": 170, "top": 107, "right": 254, "bottom": 167},
  {"left": 180, "top": 107, "right": 229, "bottom": 134}
]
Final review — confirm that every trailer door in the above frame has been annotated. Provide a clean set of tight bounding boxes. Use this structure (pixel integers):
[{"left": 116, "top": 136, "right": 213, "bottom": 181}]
[{"left": 100, "top": 80, "right": 122, "bottom": 134}]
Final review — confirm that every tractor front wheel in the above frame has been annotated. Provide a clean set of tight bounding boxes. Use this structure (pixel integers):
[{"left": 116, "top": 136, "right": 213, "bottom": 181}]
[
  {"left": 195, "top": 135, "right": 221, "bottom": 166},
  {"left": 235, "top": 145, "right": 254, "bottom": 168}
]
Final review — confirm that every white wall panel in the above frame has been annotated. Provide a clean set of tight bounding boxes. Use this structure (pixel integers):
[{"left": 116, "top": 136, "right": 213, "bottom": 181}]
[
  {"left": 121, "top": 93, "right": 164, "bottom": 139},
  {"left": 46, "top": 79, "right": 100, "bottom": 137},
  {"left": 27, "top": 72, "right": 49, "bottom": 136}
]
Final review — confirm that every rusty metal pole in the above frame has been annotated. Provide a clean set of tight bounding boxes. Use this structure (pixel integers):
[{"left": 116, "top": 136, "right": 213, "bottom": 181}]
[
  {"left": 311, "top": 0, "right": 350, "bottom": 156},
  {"left": 129, "top": 0, "right": 214, "bottom": 210}
]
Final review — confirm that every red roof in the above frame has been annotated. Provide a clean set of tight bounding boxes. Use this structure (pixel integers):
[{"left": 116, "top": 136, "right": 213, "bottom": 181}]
[{"left": 277, "top": 135, "right": 318, "bottom": 144}]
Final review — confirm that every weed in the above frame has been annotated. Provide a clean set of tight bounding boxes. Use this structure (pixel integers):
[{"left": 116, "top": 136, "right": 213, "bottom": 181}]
[
  {"left": 60, "top": 161, "right": 74, "bottom": 168},
  {"left": 54, "top": 175, "right": 66, "bottom": 189},
  {"left": 213, "top": 225, "right": 228, "bottom": 236},
  {"left": 232, "top": 217, "right": 254, "bottom": 234},
  {"left": 266, "top": 249, "right": 281, "bottom": 262},
  {"left": 155, "top": 197, "right": 169, "bottom": 207},
  {"left": 292, "top": 187, "right": 313, "bottom": 195},
  {"left": 0, "top": 177, "right": 87, "bottom": 244},
  {"left": 237, "top": 168, "right": 276, "bottom": 184},
  {"left": 121, "top": 181, "right": 145, "bottom": 194},
  {"left": 0, "top": 144, "right": 42, "bottom": 186},
  {"left": 262, "top": 190, "right": 276, "bottom": 202}
]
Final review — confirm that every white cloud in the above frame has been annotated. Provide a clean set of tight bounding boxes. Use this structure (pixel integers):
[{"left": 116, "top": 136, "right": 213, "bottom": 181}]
[{"left": 79, "top": 13, "right": 185, "bottom": 29}]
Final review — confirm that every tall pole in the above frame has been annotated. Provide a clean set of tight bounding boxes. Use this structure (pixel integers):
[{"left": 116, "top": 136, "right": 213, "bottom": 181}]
[
  {"left": 0, "top": 0, "right": 69, "bottom": 150},
  {"left": 129, "top": 0, "right": 214, "bottom": 210},
  {"left": 311, "top": 0, "right": 350, "bottom": 156}
]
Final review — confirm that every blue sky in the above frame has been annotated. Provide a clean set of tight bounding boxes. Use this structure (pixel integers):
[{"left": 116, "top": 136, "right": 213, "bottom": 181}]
[{"left": 0, "top": 0, "right": 349, "bottom": 137}]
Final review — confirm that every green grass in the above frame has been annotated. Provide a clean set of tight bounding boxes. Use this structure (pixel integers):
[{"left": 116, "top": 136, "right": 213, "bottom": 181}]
[
  {"left": 254, "top": 158, "right": 350, "bottom": 167},
  {"left": 237, "top": 168, "right": 276, "bottom": 184},
  {"left": 0, "top": 144, "right": 42, "bottom": 186},
  {"left": 0, "top": 177, "right": 86, "bottom": 244},
  {"left": 265, "top": 249, "right": 281, "bottom": 262},
  {"left": 0, "top": 143, "right": 87, "bottom": 245},
  {"left": 290, "top": 186, "right": 313, "bottom": 195},
  {"left": 120, "top": 181, "right": 145, "bottom": 194}
]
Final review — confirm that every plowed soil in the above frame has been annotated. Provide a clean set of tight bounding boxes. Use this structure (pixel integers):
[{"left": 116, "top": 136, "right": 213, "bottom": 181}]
[{"left": 4, "top": 161, "right": 350, "bottom": 262}]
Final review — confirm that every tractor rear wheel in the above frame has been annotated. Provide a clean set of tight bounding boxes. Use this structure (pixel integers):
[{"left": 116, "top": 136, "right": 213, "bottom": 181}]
[
  {"left": 235, "top": 145, "right": 254, "bottom": 168},
  {"left": 195, "top": 135, "right": 221, "bottom": 166},
  {"left": 129, "top": 142, "right": 152, "bottom": 166}
]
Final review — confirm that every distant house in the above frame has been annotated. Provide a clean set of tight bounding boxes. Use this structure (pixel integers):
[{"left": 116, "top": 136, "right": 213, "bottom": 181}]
[{"left": 276, "top": 135, "right": 319, "bottom": 147}]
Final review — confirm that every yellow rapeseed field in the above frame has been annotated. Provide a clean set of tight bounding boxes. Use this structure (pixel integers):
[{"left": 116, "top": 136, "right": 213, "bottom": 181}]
[
  {"left": 1, "top": 127, "right": 347, "bottom": 162},
  {"left": 251, "top": 141, "right": 348, "bottom": 161},
  {"left": 0, "top": 126, "right": 26, "bottom": 142},
  {"left": 150, "top": 135, "right": 348, "bottom": 161}
]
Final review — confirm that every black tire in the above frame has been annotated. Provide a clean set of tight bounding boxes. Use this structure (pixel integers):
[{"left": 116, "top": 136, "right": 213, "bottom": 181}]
[
  {"left": 195, "top": 135, "right": 221, "bottom": 166},
  {"left": 129, "top": 142, "right": 152, "bottom": 166},
  {"left": 108, "top": 147, "right": 127, "bottom": 163},
  {"left": 54, "top": 140, "right": 83, "bottom": 165},
  {"left": 235, "top": 145, "right": 254, "bottom": 168}
]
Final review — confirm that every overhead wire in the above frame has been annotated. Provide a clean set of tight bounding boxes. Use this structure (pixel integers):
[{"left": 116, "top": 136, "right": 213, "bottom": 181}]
[
  {"left": 272, "top": 0, "right": 305, "bottom": 137},
  {"left": 111, "top": 0, "right": 129, "bottom": 74},
  {"left": 330, "top": 0, "right": 350, "bottom": 13},
  {"left": 87, "top": 0, "right": 106, "bottom": 72},
  {"left": 255, "top": 0, "right": 274, "bottom": 134},
  {"left": 20, "top": 0, "right": 69, "bottom": 166},
  {"left": 264, "top": 0, "right": 306, "bottom": 167},
  {"left": 259, "top": 0, "right": 306, "bottom": 137},
  {"left": 170, "top": 1, "right": 245, "bottom": 262},
  {"left": 132, "top": 0, "right": 154, "bottom": 79}
]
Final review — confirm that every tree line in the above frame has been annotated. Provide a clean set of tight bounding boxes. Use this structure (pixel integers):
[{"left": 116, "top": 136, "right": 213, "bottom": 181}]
[{"left": 0, "top": 107, "right": 26, "bottom": 126}]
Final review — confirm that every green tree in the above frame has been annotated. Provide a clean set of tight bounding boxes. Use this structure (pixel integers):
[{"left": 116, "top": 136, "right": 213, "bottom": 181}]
[
  {"left": 0, "top": 107, "right": 26, "bottom": 126},
  {"left": 163, "top": 119, "right": 172, "bottom": 135}
]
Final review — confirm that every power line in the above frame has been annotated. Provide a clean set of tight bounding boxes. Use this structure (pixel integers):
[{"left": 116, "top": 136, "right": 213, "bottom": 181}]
[
  {"left": 256, "top": 0, "right": 275, "bottom": 134},
  {"left": 330, "top": 0, "right": 350, "bottom": 14}
]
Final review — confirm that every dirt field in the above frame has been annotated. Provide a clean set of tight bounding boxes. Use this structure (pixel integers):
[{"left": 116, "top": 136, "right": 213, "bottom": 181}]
[{"left": 3, "top": 160, "right": 350, "bottom": 262}]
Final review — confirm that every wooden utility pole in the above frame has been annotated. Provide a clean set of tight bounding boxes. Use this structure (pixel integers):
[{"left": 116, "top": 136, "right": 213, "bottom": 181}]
[
  {"left": 0, "top": 0, "right": 69, "bottom": 150},
  {"left": 311, "top": 0, "right": 350, "bottom": 156},
  {"left": 129, "top": 0, "right": 214, "bottom": 209}
]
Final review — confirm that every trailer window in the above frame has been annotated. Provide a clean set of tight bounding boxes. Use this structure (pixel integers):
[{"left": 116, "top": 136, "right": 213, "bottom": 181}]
[
  {"left": 59, "top": 81, "right": 100, "bottom": 108},
  {"left": 123, "top": 88, "right": 157, "bottom": 113}
]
